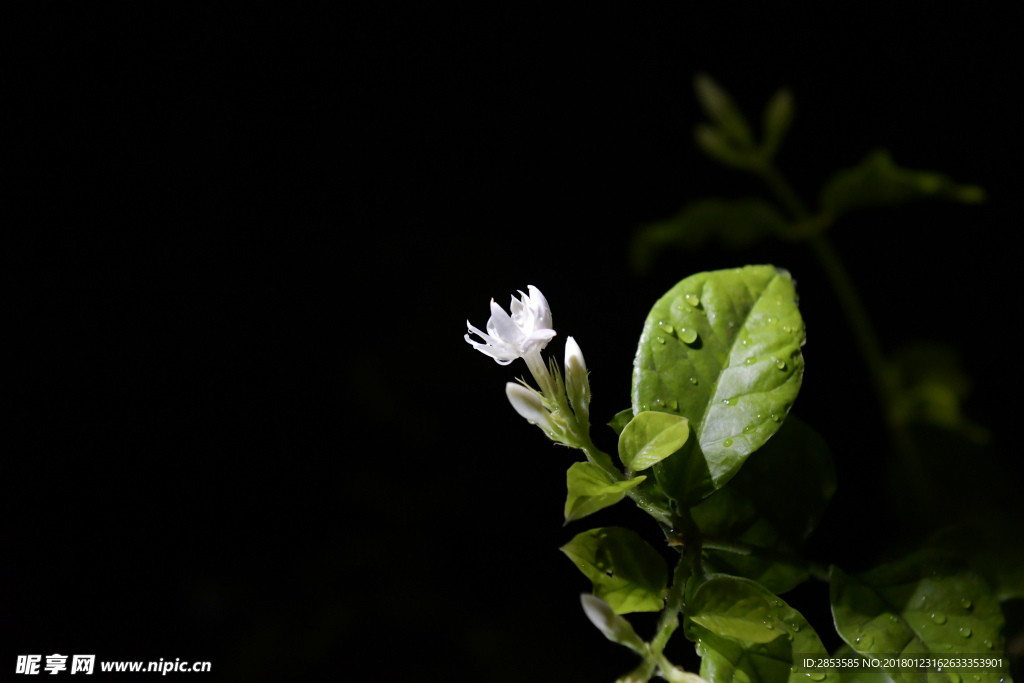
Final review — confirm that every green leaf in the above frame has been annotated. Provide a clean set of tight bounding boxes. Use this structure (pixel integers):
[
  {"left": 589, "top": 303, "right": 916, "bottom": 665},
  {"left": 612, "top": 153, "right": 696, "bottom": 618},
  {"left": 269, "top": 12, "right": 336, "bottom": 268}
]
[
  {"left": 608, "top": 409, "right": 633, "bottom": 436},
  {"left": 694, "top": 73, "right": 754, "bottom": 148},
  {"left": 819, "top": 149, "right": 985, "bottom": 219},
  {"left": 632, "top": 265, "right": 805, "bottom": 505},
  {"left": 830, "top": 550, "right": 1011, "bottom": 683},
  {"left": 618, "top": 411, "right": 690, "bottom": 472},
  {"left": 690, "top": 415, "right": 835, "bottom": 593},
  {"left": 760, "top": 88, "right": 793, "bottom": 160},
  {"left": 686, "top": 575, "right": 836, "bottom": 683},
  {"left": 630, "top": 199, "right": 790, "bottom": 273},
  {"left": 560, "top": 527, "right": 668, "bottom": 614},
  {"left": 564, "top": 463, "right": 647, "bottom": 524}
]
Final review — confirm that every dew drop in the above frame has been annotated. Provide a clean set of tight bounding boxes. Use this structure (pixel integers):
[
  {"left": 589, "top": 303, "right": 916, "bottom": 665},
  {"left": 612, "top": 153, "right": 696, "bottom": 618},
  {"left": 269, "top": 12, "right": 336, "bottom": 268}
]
[
  {"left": 660, "top": 322, "right": 675, "bottom": 335},
  {"left": 741, "top": 339, "right": 748, "bottom": 345},
  {"left": 960, "top": 627, "right": 972, "bottom": 638},
  {"left": 656, "top": 336, "right": 666, "bottom": 344},
  {"left": 889, "top": 615, "right": 900, "bottom": 623},
  {"left": 937, "top": 642, "right": 952, "bottom": 650},
  {"left": 723, "top": 438, "right": 733, "bottom": 447},
  {"left": 684, "top": 293, "right": 700, "bottom": 307},
  {"left": 763, "top": 620, "right": 773, "bottom": 630},
  {"left": 856, "top": 634, "right": 874, "bottom": 649},
  {"left": 790, "top": 623, "right": 800, "bottom": 632},
  {"left": 950, "top": 674, "right": 961, "bottom": 683},
  {"left": 680, "top": 328, "right": 698, "bottom": 344},
  {"left": 783, "top": 325, "right": 790, "bottom": 332},
  {"left": 809, "top": 674, "right": 826, "bottom": 681},
  {"left": 961, "top": 598, "right": 972, "bottom": 609},
  {"left": 771, "top": 414, "right": 780, "bottom": 422},
  {"left": 984, "top": 639, "right": 993, "bottom": 649},
  {"left": 767, "top": 317, "right": 774, "bottom": 324},
  {"left": 728, "top": 321, "right": 735, "bottom": 328},
  {"left": 723, "top": 398, "right": 733, "bottom": 405},
  {"left": 669, "top": 399, "right": 679, "bottom": 411},
  {"left": 690, "top": 377, "right": 699, "bottom": 385},
  {"left": 932, "top": 612, "right": 947, "bottom": 625},
  {"left": 743, "top": 425, "right": 753, "bottom": 433},
  {"left": 775, "top": 359, "right": 787, "bottom": 370},
  {"left": 745, "top": 357, "right": 755, "bottom": 365}
]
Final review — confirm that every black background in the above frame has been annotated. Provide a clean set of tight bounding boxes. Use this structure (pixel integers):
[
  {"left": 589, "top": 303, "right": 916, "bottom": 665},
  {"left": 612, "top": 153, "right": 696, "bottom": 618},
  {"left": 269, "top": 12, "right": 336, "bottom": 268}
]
[{"left": 8, "top": 6, "right": 1023, "bottom": 682}]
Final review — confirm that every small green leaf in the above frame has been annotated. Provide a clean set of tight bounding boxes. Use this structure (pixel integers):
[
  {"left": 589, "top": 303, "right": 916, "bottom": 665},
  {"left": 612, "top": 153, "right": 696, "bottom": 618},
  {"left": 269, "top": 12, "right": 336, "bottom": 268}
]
[
  {"left": 687, "top": 576, "right": 836, "bottom": 683},
  {"left": 694, "top": 73, "right": 754, "bottom": 148},
  {"left": 819, "top": 149, "right": 985, "bottom": 219},
  {"left": 632, "top": 265, "right": 805, "bottom": 505},
  {"left": 560, "top": 527, "right": 668, "bottom": 614},
  {"left": 618, "top": 411, "right": 690, "bottom": 471},
  {"left": 608, "top": 409, "right": 634, "bottom": 436},
  {"left": 830, "top": 550, "right": 1011, "bottom": 683},
  {"left": 630, "top": 198, "right": 790, "bottom": 272},
  {"left": 564, "top": 463, "right": 646, "bottom": 524},
  {"left": 760, "top": 88, "right": 793, "bottom": 160},
  {"left": 690, "top": 415, "right": 835, "bottom": 593}
]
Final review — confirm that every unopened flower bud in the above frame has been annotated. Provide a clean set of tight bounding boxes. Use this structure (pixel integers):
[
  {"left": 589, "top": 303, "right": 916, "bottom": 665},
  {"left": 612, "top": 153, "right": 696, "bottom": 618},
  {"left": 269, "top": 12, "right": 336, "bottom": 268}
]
[
  {"left": 564, "top": 336, "right": 591, "bottom": 428},
  {"left": 580, "top": 594, "right": 646, "bottom": 653},
  {"left": 506, "top": 383, "right": 556, "bottom": 435}
]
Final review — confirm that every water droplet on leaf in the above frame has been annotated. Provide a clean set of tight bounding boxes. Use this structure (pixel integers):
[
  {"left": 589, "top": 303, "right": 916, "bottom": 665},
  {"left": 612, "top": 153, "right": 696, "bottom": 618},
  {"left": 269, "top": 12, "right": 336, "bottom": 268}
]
[
  {"left": 960, "top": 627, "right": 971, "bottom": 638},
  {"left": 669, "top": 399, "right": 678, "bottom": 411},
  {"left": 961, "top": 598, "right": 972, "bottom": 609},
  {"left": 984, "top": 639, "right": 992, "bottom": 649},
  {"left": 743, "top": 425, "right": 753, "bottom": 433},
  {"left": 680, "top": 328, "right": 698, "bottom": 344},
  {"left": 684, "top": 294, "right": 700, "bottom": 307},
  {"left": 932, "top": 612, "right": 947, "bottom": 625},
  {"left": 775, "top": 359, "right": 787, "bottom": 370},
  {"left": 856, "top": 634, "right": 874, "bottom": 649},
  {"left": 950, "top": 674, "right": 961, "bottom": 683},
  {"left": 723, "top": 438, "right": 733, "bottom": 447},
  {"left": 771, "top": 414, "right": 780, "bottom": 422},
  {"left": 689, "top": 377, "right": 698, "bottom": 385},
  {"left": 662, "top": 324, "right": 675, "bottom": 335},
  {"left": 656, "top": 336, "right": 666, "bottom": 344},
  {"left": 809, "top": 674, "right": 826, "bottom": 681}
]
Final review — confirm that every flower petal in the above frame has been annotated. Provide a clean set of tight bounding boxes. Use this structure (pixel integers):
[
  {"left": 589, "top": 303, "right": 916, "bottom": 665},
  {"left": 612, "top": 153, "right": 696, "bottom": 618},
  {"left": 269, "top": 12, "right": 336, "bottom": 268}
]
[{"left": 487, "top": 299, "right": 525, "bottom": 346}]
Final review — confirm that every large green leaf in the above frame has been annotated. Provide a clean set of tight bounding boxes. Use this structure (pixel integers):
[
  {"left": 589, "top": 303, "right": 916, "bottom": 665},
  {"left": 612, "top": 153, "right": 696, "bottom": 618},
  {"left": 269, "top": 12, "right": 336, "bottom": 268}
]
[
  {"left": 618, "top": 411, "right": 691, "bottom": 472},
  {"left": 690, "top": 415, "right": 835, "bottom": 594},
  {"left": 830, "top": 550, "right": 1011, "bottom": 683},
  {"left": 819, "top": 149, "right": 985, "bottom": 219},
  {"left": 686, "top": 575, "right": 836, "bottom": 683},
  {"left": 630, "top": 199, "right": 790, "bottom": 272},
  {"left": 632, "top": 265, "right": 805, "bottom": 505},
  {"left": 560, "top": 527, "right": 668, "bottom": 614},
  {"left": 564, "top": 462, "right": 646, "bottom": 524}
]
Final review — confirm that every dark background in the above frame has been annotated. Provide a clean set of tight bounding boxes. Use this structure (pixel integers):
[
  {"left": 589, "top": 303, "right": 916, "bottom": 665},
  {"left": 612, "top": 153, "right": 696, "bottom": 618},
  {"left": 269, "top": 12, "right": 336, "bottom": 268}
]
[{"left": 9, "top": 6, "right": 1023, "bottom": 682}]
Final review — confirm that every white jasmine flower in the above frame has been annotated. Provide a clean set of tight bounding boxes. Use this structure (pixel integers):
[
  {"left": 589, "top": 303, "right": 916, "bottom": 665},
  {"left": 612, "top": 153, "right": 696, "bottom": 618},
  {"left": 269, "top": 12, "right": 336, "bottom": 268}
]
[{"left": 465, "top": 286, "right": 556, "bottom": 365}]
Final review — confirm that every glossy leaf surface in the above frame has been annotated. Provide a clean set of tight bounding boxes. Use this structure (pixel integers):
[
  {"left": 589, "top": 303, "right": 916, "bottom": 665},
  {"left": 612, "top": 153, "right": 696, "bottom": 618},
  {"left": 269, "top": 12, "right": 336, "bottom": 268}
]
[
  {"left": 617, "top": 411, "right": 690, "bottom": 472},
  {"left": 830, "top": 550, "right": 1010, "bottom": 683},
  {"left": 690, "top": 415, "right": 835, "bottom": 593},
  {"left": 633, "top": 265, "right": 805, "bottom": 505},
  {"left": 819, "top": 149, "right": 985, "bottom": 219},
  {"left": 687, "top": 575, "right": 836, "bottom": 683},
  {"left": 560, "top": 527, "right": 667, "bottom": 614},
  {"left": 564, "top": 462, "right": 646, "bottom": 524}
]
